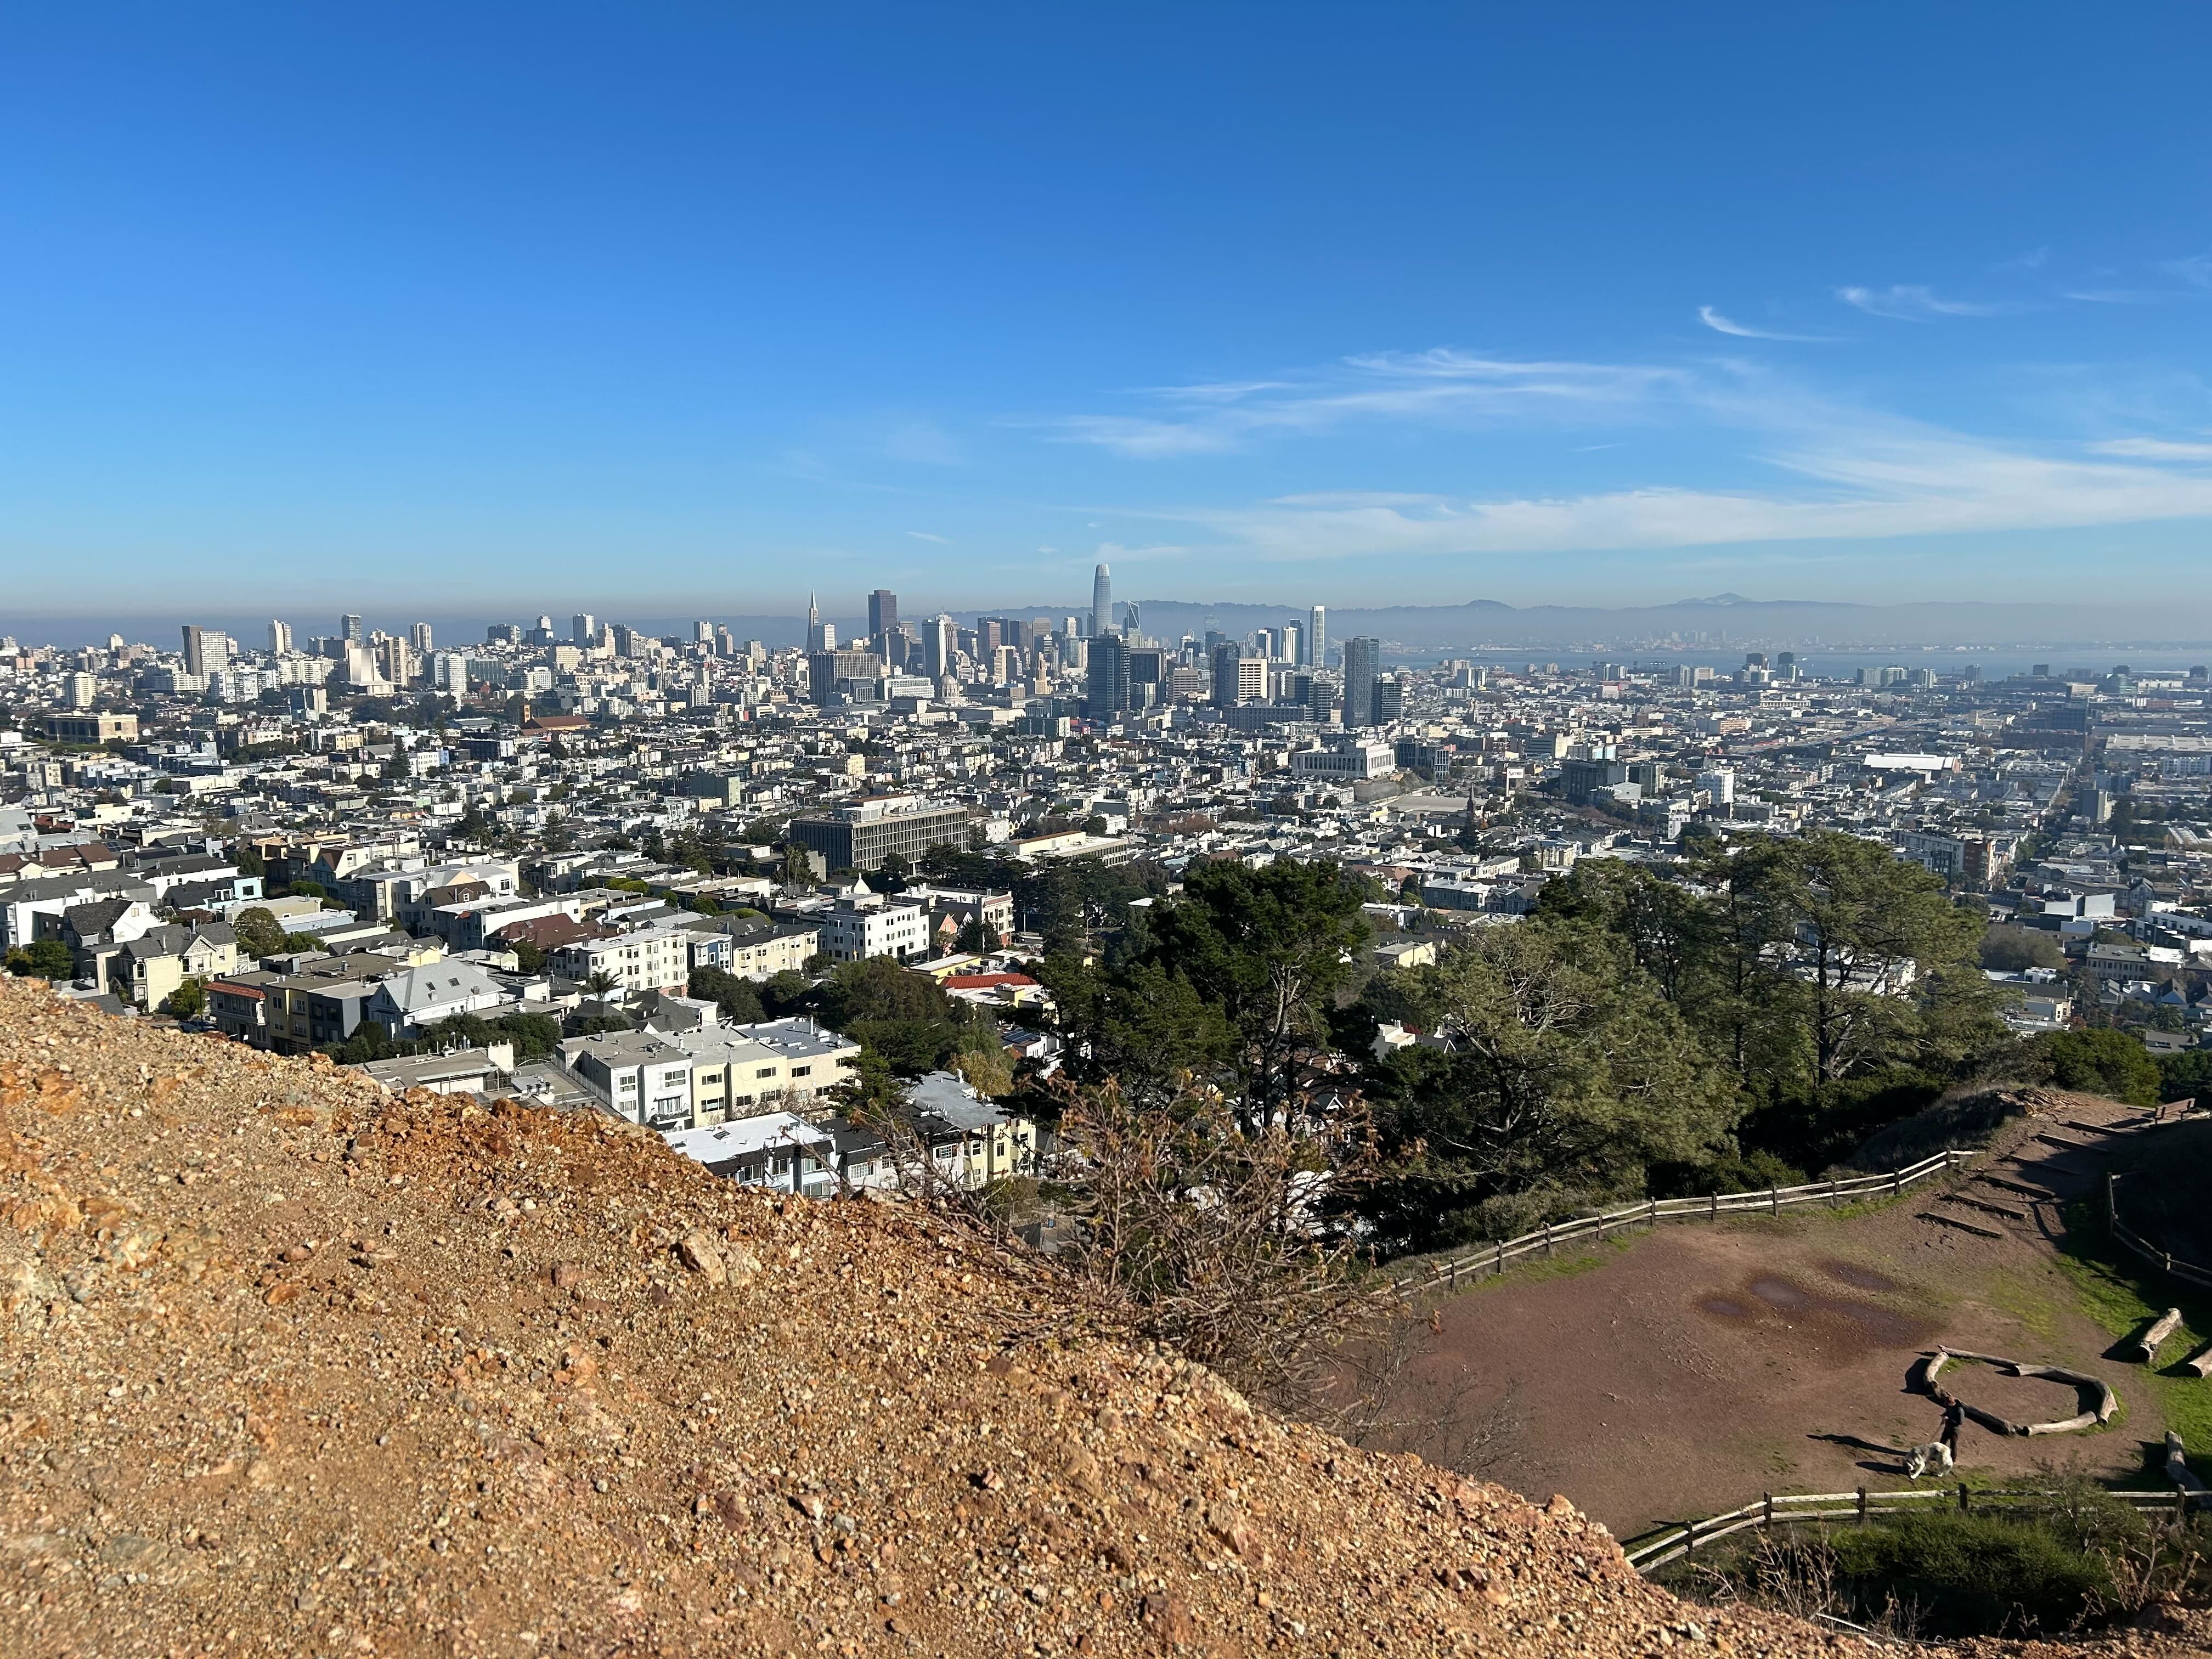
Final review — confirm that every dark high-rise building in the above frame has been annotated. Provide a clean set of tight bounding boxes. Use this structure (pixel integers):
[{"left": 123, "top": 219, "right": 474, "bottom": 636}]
[
  {"left": 1372, "top": 677, "right": 1405, "bottom": 724},
  {"left": 341, "top": 613, "right": 364, "bottom": 645},
  {"left": 868, "top": 589, "right": 898, "bottom": 640},
  {"left": 1341, "top": 637, "right": 1380, "bottom": 725},
  {"left": 1086, "top": 635, "right": 1128, "bottom": 721}
]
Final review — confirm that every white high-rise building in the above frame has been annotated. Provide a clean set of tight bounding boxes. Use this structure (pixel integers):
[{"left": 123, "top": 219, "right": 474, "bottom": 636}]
[
  {"left": 410, "top": 621, "right": 434, "bottom": 653},
  {"left": 1308, "top": 605, "right": 1328, "bottom": 669},
  {"left": 1091, "top": 563, "right": 1111, "bottom": 637},
  {"left": 269, "top": 619, "right": 294, "bottom": 655},
  {"left": 572, "top": 613, "right": 597, "bottom": 646}
]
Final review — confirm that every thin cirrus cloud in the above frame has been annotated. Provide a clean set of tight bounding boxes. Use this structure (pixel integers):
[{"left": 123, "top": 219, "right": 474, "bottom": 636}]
[
  {"left": 904, "top": 529, "right": 949, "bottom": 543},
  {"left": 1696, "top": 306, "right": 1837, "bottom": 342},
  {"left": 1175, "top": 430, "right": 2212, "bottom": 564},
  {"left": 1043, "top": 343, "right": 2212, "bottom": 563},
  {"left": 1835, "top": 284, "right": 2024, "bottom": 320},
  {"left": 1039, "top": 349, "right": 1696, "bottom": 458},
  {"left": 2090, "top": 437, "right": 2212, "bottom": 461}
]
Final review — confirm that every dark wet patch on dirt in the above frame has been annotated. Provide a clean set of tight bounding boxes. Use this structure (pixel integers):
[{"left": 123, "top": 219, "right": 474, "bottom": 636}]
[
  {"left": 1694, "top": 1274, "right": 1939, "bottom": 1351},
  {"left": 1750, "top": 1276, "right": 1815, "bottom": 1314},
  {"left": 1819, "top": 1258, "right": 1901, "bottom": 1294}
]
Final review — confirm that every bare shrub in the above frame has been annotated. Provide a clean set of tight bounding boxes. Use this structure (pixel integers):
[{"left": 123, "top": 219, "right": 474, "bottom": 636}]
[{"left": 1051, "top": 1081, "right": 1402, "bottom": 1415}]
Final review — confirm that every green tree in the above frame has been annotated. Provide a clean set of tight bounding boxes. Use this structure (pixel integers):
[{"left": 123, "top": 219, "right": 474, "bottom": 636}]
[
  {"left": 689, "top": 965, "right": 765, "bottom": 1025},
  {"left": 5, "top": 940, "right": 76, "bottom": 981},
  {"left": 1980, "top": 924, "right": 2066, "bottom": 973},
  {"left": 875, "top": 853, "right": 913, "bottom": 894},
  {"left": 1727, "top": 830, "right": 1994, "bottom": 1087},
  {"left": 162, "top": 977, "right": 207, "bottom": 1019},
  {"left": 952, "top": 917, "right": 999, "bottom": 955},
  {"left": 1361, "top": 918, "right": 1742, "bottom": 1251},
  {"left": 2034, "top": 1029, "right": 2160, "bottom": 1105},
  {"left": 509, "top": 937, "right": 547, "bottom": 974},
  {"left": 816, "top": 956, "right": 980, "bottom": 1075},
  {"left": 1121, "top": 857, "right": 1372, "bottom": 1130},
  {"left": 232, "top": 905, "right": 288, "bottom": 960}
]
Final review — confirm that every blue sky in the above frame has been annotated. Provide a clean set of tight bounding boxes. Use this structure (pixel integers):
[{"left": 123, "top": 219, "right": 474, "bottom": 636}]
[{"left": 5, "top": 5, "right": 2212, "bottom": 623}]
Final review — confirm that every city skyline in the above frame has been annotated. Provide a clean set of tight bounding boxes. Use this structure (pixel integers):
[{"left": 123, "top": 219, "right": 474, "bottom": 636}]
[{"left": 5, "top": 10, "right": 2212, "bottom": 613}]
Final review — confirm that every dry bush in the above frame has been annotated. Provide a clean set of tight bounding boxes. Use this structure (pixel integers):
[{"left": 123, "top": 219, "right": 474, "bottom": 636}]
[{"left": 1048, "top": 1081, "right": 1402, "bottom": 1415}]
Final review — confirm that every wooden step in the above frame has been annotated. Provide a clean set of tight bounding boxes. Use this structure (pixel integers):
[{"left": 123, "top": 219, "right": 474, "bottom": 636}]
[
  {"left": 1974, "top": 1173, "right": 2058, "bottom": 1201},
  {"left": 2033, "top": 1132, "right": 2095, "bottom": 1152},
  {"left": 1920, "top": 1211, "right": 2005, "bottom": 1240},
  {"left": 1941, "top": 1192, "right": 2029, "bottom": 1223}
]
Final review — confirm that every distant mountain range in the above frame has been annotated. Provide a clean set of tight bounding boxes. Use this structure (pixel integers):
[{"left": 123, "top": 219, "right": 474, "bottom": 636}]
[{"left": 1105, "top": 595, "right": 2212, "bottom": 651}]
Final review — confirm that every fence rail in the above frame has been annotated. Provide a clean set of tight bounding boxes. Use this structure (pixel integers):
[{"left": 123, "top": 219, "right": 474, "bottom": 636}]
[
  {"left": 1623, "top": 1483, "right": 2201, "bottom": 1575},
  {"left": 1401, "top": 1149, "right": 1976, "bottom": 1291},
  {"left": 2106, "top": 1173, "right": 2212, "bottom": 1294}
]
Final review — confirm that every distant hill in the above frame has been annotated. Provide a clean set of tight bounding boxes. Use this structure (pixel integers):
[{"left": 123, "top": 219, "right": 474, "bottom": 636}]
[{"left": 1109, "top": 595, "right": 2212, "bottom": 652}]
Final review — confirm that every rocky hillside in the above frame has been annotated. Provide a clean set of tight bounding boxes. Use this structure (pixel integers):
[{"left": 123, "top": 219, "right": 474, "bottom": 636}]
[{"left": 0, "top": 978, "right": 2199, "bottom": 1658}]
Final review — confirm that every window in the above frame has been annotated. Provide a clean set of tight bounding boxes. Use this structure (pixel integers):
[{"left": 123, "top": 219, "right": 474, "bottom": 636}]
[
  {"left": 755, "top": 1066, "right": 776, "bottom": 1079},
  {"left": 791, "top": 1065, "right": 811, "bottom": 1078}
]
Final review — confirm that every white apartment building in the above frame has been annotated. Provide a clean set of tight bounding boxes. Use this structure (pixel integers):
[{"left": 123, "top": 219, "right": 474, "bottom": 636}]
[
  {"left": 558, "top": 1029, "right": 696, "bottom": 1127},
  {"left": 1291, "top": 741, "right": 1396, "bottom": 781},
  {"left": 668, "top": 1015, "right": 864, "bottom": 1125},
  {"left": 817, "top": 898, "right": 929, "bottom": 963},
  {"left": 551, "top": 923, "right": 691, "bottom": 992}
]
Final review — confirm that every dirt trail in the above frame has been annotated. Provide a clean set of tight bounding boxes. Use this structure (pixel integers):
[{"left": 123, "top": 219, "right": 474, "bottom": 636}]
[{"left": 1384, "top": 1099, "right": 2190, "bottom": 1539}]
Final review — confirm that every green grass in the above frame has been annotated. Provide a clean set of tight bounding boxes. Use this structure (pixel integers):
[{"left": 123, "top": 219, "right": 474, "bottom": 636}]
[{"left": 2053, "top": 1200, "right": 2212, "bottom": 1460}]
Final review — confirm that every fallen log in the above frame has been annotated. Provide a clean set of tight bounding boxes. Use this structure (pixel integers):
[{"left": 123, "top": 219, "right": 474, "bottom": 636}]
[
  {"left": 2185, "top": 1341, "right": 2212, "bottom": 1380},
  {"left": 2134, "top": 1308, "right": 2183, "bottom": 1365},
  {"left": 2169, "top": 1432, "right": 2207, "bottom": 1494},
  {"left": 1917, "top": 1349, "right": 2118, "bottom": 1435}
]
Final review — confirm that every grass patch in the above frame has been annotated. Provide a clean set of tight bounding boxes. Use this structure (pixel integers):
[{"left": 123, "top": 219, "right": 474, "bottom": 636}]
[
  {"left": 1436, "top": 1231, "right": 1638, "bottom": 1297},
  {"left": 2054, "top": 1201, "right": 2212, "bottom": 1459}
]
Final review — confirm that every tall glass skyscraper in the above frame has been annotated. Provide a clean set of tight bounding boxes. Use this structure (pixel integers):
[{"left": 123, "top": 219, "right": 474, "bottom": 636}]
[
  {"left": 1308, "top": 605, "right": 1328, "bottom": 669},
  {"left": 1091, "top": 563, "right": 1111, "bottom": 637},
  {"left": 1342, "top": 635, "right": 1380, "bottom": 726}
]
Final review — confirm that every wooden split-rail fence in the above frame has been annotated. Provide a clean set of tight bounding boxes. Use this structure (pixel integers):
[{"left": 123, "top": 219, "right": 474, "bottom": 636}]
[
  {"left": 1623, "top": 1482, "right": 2202, "bottom": 1575},
  {"left": 1400, "top": 1149, "right": 1975, "bottom": 1293}
]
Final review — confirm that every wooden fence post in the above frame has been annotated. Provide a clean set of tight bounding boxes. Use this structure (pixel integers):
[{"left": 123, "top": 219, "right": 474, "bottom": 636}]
[
  {"left": 1494, "top": 1239, "right": 1504, "bottom": 1276},
  {"left": 1709, "top": 1193, "right": 1718, "bottom": 1221},
  {"left": 1958, "top": 1483, "right": 1970, "bottom": 1515},
  {"left": 1448, "top": 1260, "right": 1459, "bottom": 1291},
  {"left": 1684, "top": 1519, "right": 1696, "bottom": 1557},
  {"left": 1891, "top": 1168, "right": 1901, "bottom": 1197},
  {"left": 1770, "top": 1186, "right": 1779, "bottom": 1216},
  {"left": 1829, "top": 1176, "right": 1839, "bottom": 1209},
  {"left": 2106, "top": 1172, "right": 2116, "bottom": 1229},
  {"left": 1762, "top": 1493, "right": 1774, "bottom": 1531},
  {"left": 1856, "top": 1487, "right": 1867, "bottom": 1527},
  {"left": 1543, "top": 1223, "right": 1554, "bottom": 1259}
]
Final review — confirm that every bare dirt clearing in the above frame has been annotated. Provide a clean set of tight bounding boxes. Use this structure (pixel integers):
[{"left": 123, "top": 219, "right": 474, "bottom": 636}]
[{"left": 1379, "top": 1098, "right": 2192, "bottom": 1538}]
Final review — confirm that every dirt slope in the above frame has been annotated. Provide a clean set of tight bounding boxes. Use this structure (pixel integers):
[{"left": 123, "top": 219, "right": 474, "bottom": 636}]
[{"left": 0, "top": 979, "right": 2195, "bottom": 1658}]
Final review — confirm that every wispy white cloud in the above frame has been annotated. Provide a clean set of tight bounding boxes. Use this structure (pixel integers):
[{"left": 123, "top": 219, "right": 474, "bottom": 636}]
[
  {"left": 1171, "top": 428, "right": 2212, "bottom": 562},
  {"left": 1836, "top": 284, "right": 2025, "bottom": 320},
  {"left": 2090, "top": 436, "right": 2212, "bottom": 461},
  {"left": 2159, "top": 252, "right": 2212, "bottom": 289},
  {"left": 1039, "top": 349, "right": 1696, "bottom": 457},
  {"left": 1697, "top": 306, "right": 1836, "bottom": 342},
  {"left": 1035, "top": 342, "right": 2212, "bottom": 564},
  {"left": 904, "top": 529, "right": 949, "bottom": 543}
]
